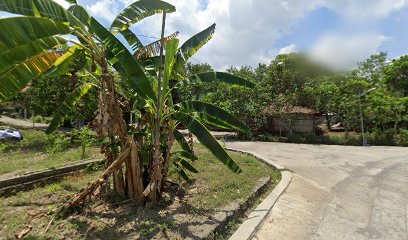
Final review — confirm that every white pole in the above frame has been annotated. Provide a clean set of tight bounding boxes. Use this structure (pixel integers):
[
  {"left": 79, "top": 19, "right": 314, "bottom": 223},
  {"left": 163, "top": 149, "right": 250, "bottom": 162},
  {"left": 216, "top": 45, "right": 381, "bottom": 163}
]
[{"left": 359, "top": 95, "right": 365, "bottom": 146}]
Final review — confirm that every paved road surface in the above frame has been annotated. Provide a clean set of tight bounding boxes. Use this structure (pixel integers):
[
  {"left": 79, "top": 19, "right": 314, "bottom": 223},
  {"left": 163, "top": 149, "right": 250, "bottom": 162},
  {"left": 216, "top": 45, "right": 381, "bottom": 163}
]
[
  {"left": 0, "top": 115, "right": 48, "bottom": 129},
  {"left": 226, "top": 141, "right": 408, "bottom": 240}
]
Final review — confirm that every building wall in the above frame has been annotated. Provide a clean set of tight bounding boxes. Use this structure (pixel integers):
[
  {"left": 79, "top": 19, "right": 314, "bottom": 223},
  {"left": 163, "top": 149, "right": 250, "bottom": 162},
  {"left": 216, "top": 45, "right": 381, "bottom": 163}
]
[{"left": 270, "top": 113, "right": 315, "bottom": 134}]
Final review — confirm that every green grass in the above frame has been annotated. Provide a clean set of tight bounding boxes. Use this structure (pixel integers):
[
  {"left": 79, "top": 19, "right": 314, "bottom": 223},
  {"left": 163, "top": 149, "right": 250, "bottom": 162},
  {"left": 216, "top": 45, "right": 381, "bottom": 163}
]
[
  {"left": 0, "top": 129, "right": 47, "bottom": 152},
  {"left": 0, "top": 143, "right": 280, "bottom": 239},
  {"left": 0, "top": 171, "right": 102, "bottom": 238},
  {"left": 0, "top": 129, "right": 102, "bottom": 176},
  {"left": 169, "top": 144, "right": 280, "bottom": 210}
]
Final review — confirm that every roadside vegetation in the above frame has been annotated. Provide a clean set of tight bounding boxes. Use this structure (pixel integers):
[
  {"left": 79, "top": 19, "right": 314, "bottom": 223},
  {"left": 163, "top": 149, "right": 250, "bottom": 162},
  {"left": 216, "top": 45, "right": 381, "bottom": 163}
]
[
  {"left": 232, "top": 131, "right": 408, "bottom": 147},
  {"left": 0, "top": 0, "right": 405, "bottom": 238},
  {"left": 0, "top": 144, "right": 280, "bottom": 239},
  {"left": 0, "top": 0, "right": 257, "bottom": 211},
  {"left": 0, "top": 129, "right": 102, "bottom": 177},
  {"left": 183, "top": 53, "right": 407, "bottom": 146}
]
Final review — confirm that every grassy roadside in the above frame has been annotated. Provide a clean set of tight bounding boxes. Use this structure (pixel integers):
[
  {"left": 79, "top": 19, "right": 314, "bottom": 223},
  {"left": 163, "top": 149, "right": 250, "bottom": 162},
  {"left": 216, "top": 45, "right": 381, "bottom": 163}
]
[
  {"left": 171, "top": 144, "right": 280, "bottom": 210},
  {"left": 0, "top": 144, "right": 280, "bottom": 239},
  {"left": 0, "top": 129, "right": 103, "bottom": 177}
]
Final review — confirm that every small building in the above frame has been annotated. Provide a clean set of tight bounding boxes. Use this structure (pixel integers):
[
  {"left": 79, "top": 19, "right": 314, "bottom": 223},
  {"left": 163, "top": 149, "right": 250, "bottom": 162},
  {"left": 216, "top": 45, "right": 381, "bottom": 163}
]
[{"left": 262, "top": 104, "right": 321, "bottom": 135}]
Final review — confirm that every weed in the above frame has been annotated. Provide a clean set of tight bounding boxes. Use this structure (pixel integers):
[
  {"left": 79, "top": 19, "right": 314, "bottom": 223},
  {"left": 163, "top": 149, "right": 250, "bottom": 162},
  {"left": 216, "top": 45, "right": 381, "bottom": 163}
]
[
  {"left": 70, "top": 127, "right": 97, "bottom": 158},
  {"left": 46, "top": 133, "right": 70, "bottom": 154},
  {"left": 45, "top": 183, "right": 63, "bottom": 193}
]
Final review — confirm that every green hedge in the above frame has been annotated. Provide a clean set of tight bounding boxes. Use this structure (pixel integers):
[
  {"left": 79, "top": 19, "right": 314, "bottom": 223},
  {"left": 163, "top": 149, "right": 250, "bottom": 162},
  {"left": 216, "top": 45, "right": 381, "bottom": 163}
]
[{"left": 235, "top": 129, "right": 408, "bottom": 147}]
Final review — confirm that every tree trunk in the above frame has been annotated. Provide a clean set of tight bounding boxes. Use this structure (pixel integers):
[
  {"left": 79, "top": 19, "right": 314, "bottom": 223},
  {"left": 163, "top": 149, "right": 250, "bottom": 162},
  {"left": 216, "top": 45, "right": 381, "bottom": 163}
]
[
  {"left": 93, "top": 59, "right": 128, "bottom": 197},
  {"left": 188, "top": 132, "right": 194, "bottom": 155},
  {"left": 129, "top": 139, "right": 144, "bottom": 205},
  {"left": 145, "top": 12, "right": 167, "bottom": 204},
  {"left": 161, "top": 128, "right": 175, "bottom": 188},
  {"left": 145, "top": 145, "right": 161, "bottom": 203},
  {"left": 344, "top": 120, "right": 349, "bottom": 137},
  {"left": 394, "top": 112, "right": 400, "bottom": 133}
]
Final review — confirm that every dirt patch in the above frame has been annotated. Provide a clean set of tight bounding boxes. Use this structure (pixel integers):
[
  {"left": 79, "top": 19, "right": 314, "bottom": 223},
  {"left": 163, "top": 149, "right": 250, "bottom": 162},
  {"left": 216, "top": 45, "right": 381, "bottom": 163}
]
[
  {"left": 0, "top": 177, "right": 273, "bottom": 240},
  {"left": 62, "top": 182, "right": 218, "bottom": 239}
]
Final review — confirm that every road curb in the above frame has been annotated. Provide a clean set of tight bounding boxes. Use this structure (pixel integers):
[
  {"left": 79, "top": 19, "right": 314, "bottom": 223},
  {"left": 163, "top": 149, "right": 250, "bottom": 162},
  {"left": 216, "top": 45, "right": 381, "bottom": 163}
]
[
  {"left": 226, "top": 147, "right": 285, "bottom": 170},
  {"left": 226, "top": 148, "right": 293, "bottom": 240},
  {"left": 0, "top": 158, "right": 102, "bottom": 196}
]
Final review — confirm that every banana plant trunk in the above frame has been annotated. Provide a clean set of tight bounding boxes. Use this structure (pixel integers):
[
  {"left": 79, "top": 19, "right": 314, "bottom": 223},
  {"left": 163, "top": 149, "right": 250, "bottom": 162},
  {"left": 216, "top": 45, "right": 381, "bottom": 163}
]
[
  {"left": 145, "top": 12, "right": 167, "bottom": 203},
  {"left": 94, "top": 57, "right": 144, "bottom": 204},
  {"left": 161, "top": 128, "right": 175, "bottom": 185}
]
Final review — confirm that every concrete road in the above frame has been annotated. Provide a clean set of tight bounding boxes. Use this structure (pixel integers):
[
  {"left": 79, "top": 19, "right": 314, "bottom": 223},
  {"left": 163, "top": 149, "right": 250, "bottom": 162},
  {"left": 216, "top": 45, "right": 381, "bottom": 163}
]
[
  {"left": 226, "top": 141, "right": 408, "bottom": 240},
  {"left": 0, "top": 115, "right": 48, "bottom": 129}
]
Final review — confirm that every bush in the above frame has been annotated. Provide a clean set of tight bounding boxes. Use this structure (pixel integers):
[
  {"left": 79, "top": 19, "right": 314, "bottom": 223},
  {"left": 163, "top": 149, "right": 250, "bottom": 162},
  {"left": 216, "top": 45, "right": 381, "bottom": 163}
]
[
  {"left": 366, "top": 129, "right": 408, "bottom": 147},
  {"left": 396, "top": 130, "right": 408, "bottom": 146},
  {"left": 29, "top": 115, "right": 46, "bottom": 123},
  {"left": 367, "top": 129, "right": 395, "bottom": 146},
  {"left": 46, "top": 133, "right": 70, "bottom": 154},
  {"left": 287, "top": 134, "right": 303, "bottom": 143},
  {"left": 242, "top": 132, "right": 354, "bottom": 146},
  {"left": 242, "top": 129, "right": 407, "bottom": 147},
  {"left": 45, "top": 127, "right": 98, "bottom": 156},
  {"left": 69, "top": 126, "right": 97, "bottom": 158}
]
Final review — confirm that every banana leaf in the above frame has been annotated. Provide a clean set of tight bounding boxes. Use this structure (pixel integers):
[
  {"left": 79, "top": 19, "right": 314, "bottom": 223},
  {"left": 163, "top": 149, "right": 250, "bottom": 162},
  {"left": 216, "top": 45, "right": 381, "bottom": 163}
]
[{"left": 169, "top": 112, "right": 241, "bottom": 173}]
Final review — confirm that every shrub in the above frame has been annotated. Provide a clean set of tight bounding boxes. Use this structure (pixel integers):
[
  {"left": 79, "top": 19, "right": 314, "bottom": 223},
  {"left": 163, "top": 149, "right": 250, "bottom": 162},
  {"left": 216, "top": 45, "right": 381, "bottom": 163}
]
[
  {"left": 396, "top": 130, "right": 408, "bottom": 146},
  {"left": 367, "top": 129, "right": 396, "bottom": 146},
  {"left": 69, "top": 126, "right": 97, "bottom": 158},
  {"left": 46, "top": 133, "right": 70, "bottom": 154}
]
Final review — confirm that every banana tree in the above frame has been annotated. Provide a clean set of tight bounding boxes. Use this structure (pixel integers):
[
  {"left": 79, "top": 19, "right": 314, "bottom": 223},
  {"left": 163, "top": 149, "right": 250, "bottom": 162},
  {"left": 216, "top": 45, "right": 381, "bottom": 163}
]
[
  {"left": 118, "top": 21, "right": 256, "bottom": 202},
  {"left": 0, "top": 0, "right": 176, "bottom": 203},
  {"left": 0, "top": 0, "right": 254, "bottom": 208},
  {"left": 109, "top": 15, "right": 254, "bottom": 202}
]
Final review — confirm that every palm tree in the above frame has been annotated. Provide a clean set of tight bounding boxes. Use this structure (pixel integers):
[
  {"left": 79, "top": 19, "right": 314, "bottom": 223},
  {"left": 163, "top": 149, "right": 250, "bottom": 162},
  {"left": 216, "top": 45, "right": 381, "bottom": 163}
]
[{"left": 0, "top": 0, "right": 254, "bottom": 207}]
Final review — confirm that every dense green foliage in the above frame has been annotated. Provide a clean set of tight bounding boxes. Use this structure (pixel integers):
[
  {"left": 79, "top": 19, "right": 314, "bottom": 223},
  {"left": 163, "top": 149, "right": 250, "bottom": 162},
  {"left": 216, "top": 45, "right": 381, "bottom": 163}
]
[{"left": 185, "top": 52, "right": 407, "bottom": 146}]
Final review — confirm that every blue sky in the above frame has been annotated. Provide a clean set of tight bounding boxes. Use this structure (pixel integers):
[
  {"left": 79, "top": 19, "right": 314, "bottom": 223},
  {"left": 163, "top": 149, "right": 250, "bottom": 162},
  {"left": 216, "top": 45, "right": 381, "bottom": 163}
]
[
  {"left": 282, "top": 5, "right": 408, "bottom": 61},
  {"left": 2, "top": 0, "right": 408, "bottom": 70},
  {"left": 273, "top": 7, "right": 340, "bottom": 51}
]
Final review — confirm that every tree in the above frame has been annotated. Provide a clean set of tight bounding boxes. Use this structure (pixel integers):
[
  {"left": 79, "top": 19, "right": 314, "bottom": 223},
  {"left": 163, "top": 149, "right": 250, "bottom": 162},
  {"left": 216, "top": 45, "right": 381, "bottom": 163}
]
[
  {"left": 367, "top": 54, "right": 408, "bottom": 131},
  {"left": 206, "top": 66, "right": 262, "bottom": 130},
  {"left": 172, "top": 62, "right": 214, "bottom": 103},
  {"left": 0, "top": 0, "right": 253, "bottom": 208},
  {"left": 383, "top": 55, "right": 408, "bottom": 96},
  {"left": 16, "top": 49, "right": 97, "bottom": 125},
  {"left": 265, "top": 53, "right": 328, "bottom": 108},
  {"left": 307, "top": 74, "right": 343, "bottom": 130},
  {"left": 366, "top": 86, "right": 408, "bottom": 131},
  {"left": 200, "top": 54, "right": 329, "bottom": 133},
  {"left": 356, "top": 52, "right": 388, "bottom": 84},
  {"left": 185, "top": 62, "right": 213, "bottom": 75}
]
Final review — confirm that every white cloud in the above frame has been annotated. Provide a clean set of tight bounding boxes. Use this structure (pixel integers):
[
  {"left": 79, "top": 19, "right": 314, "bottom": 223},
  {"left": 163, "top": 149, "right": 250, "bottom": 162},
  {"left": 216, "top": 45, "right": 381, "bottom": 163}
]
[
  {"left": 53, "top": 0, "right": 70, "bottom": 9},
  {"left": 308, "top": 33, "right": 388, "bottom": 69},
  {"left": 79, "top": 0, "right": 407, "bottom": 69},
  {"left": 279, "top": 44, "right": 298, "bottom": 55},
  {"left": 86, "top": 0, "right": 119, "bottom": 22},
  {"left": 136, "top": 0, "right": 324, "bottom": 69},
  {"left": 325, "top": 0, "right": 408, "bottom": 20},
  {"left": 136, "top": 0, "right": 405, "bottom": 69}
]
